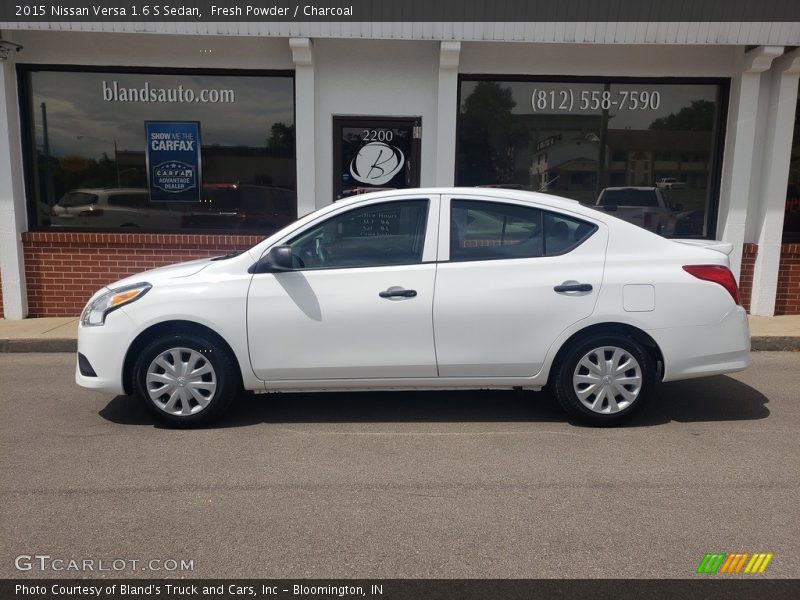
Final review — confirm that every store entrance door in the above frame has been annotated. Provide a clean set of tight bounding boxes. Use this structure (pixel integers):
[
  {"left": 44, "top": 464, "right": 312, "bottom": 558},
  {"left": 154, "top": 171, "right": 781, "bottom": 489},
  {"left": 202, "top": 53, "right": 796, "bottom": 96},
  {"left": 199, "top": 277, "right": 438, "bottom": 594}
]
[{"left": 333, "top": 116, "right": 421, "bottom": 201}]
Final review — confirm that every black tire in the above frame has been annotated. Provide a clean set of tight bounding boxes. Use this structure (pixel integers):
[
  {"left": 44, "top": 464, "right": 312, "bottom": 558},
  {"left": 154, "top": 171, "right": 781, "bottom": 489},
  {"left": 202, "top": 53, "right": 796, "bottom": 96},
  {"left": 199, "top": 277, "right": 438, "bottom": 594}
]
[
  {"left": 552, "top": 333, "right": 656, "bottom": 426},
  {"left": 132, "top": 332, "right": 239, "bottom": 428}
]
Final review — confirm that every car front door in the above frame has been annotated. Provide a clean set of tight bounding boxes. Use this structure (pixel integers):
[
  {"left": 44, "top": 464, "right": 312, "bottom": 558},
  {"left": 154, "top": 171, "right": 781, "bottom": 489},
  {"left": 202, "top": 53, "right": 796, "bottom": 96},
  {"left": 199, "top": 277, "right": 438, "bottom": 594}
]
[
  {"left": 247, "top": 195, "right": 439, "bottom": 381},
  {"left": 433, "top": 195, "right": 608, "bottom": 378}
]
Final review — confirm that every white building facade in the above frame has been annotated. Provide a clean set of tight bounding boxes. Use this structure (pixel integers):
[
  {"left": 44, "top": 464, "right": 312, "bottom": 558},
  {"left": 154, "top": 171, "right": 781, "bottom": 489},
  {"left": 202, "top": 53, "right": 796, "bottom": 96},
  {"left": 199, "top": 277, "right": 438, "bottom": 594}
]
[{"left": 1, "top": 21, "right": 799, "bottom": 318}]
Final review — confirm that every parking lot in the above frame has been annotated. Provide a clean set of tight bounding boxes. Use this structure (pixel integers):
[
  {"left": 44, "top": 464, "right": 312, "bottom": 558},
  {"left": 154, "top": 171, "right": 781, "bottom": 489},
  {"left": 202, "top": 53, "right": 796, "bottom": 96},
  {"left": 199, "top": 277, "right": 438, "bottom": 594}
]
[{"left": 1, "top": 351, "right": 798, "bottom": 579}]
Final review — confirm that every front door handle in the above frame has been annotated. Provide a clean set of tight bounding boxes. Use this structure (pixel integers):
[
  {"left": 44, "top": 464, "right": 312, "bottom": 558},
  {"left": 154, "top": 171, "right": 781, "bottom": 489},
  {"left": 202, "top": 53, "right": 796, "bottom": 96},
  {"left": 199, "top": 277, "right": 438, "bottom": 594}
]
[
  {"left": 379, "top": 288, "right": 417, "bottom": 298},
  {"left": 554, "top": 282, "right": 593, "bottom": 293}
]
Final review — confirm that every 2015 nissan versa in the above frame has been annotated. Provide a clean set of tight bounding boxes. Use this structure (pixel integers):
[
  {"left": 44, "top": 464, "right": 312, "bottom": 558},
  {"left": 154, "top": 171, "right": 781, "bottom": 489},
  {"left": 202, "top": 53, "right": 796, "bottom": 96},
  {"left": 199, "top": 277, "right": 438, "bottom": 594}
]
[{"left": 76, "top": 188, "right": 750, "bottom": 427}]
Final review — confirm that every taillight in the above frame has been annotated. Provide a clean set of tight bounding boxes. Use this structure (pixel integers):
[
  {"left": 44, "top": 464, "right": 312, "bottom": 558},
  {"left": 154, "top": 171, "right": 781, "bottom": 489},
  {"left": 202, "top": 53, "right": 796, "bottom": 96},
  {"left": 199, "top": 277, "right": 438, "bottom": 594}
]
[
  {"left": 79, "top": 208, "right": 104, "bottom": 217},
  {"left": 682, "top": 264, "right": 740, "bottom": 305}
]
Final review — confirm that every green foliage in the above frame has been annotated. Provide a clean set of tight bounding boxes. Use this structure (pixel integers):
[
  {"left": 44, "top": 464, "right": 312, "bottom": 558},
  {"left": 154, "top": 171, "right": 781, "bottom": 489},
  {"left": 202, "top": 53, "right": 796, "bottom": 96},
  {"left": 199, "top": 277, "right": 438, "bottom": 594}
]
[
  {"left": 457, "top": 82, "right": 530, "bottom": 185},
  {"left": 268, "top": 122, "right": 295, "bottom": 156},
  {"left": 649, "top": 100, "right": 715, "bottom": 131}
]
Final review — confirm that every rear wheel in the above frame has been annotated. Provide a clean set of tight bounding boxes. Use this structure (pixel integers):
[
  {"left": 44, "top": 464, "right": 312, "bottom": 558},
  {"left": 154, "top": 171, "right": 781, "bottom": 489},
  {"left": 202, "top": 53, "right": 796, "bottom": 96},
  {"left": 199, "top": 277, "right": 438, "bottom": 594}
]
[
  {"left": 132, "top": 333, "right": 238, "bottom": 427},
  {"left": 552, "top": 334, "right": 655, "bottom": 426}
]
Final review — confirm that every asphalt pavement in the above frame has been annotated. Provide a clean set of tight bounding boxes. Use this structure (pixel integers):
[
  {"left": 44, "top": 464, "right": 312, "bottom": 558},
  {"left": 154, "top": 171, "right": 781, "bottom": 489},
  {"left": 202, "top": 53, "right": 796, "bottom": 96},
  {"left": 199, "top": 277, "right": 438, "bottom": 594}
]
[{"left": 1, "top": 352, "right": 798, "bottom": 579}]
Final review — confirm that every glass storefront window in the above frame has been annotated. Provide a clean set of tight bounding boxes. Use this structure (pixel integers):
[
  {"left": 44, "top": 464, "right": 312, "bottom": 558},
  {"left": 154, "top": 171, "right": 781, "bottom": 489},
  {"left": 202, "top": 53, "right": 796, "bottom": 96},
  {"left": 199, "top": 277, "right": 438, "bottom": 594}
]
[
  {"left": 21, "top": 67, "right": 295, "bottom": 233},
  {"left": 456, "top": 78, "right": 726, "bottom": 238}
]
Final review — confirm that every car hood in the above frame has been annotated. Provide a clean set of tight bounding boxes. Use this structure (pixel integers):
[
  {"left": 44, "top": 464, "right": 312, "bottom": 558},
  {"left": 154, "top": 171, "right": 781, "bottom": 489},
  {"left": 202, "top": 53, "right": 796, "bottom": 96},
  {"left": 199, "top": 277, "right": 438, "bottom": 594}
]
[{"left": 107, "top": 257, "right": 213, "bottom": 290}]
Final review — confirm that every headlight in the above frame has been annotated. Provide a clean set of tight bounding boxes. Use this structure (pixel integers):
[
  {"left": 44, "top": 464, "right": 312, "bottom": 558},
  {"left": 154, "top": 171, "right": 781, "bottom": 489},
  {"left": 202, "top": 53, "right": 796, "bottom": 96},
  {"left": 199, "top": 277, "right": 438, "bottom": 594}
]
[{"left": 80, "top": 282, "right": 151, "bottom": 327}]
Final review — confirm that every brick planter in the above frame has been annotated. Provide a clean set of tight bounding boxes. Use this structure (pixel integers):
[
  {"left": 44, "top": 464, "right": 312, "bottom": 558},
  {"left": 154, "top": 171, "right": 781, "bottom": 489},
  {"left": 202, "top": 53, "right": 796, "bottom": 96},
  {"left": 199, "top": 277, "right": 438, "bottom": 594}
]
[
  {"left": 776, "top": 243, "right": 800, "bottom": 315},
  {"left": 739, "top": 243, "right": 758, "bottom": 313},
  {"left": 22, "top": 232, "right": 264, "bottom": 317},
  {"left": 13, "top": 234, "right": 800, "bottom": 318}
]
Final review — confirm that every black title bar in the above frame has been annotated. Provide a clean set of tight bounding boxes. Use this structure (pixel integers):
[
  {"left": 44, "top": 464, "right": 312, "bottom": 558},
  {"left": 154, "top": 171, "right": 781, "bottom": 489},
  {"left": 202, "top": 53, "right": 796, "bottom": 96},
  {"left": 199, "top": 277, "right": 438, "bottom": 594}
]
[
  {"left": 2, "top": 1, "right": 800, "bottom": 23},
  {"left": 3, "top": 579, "right": 800, "bottom": 600}
]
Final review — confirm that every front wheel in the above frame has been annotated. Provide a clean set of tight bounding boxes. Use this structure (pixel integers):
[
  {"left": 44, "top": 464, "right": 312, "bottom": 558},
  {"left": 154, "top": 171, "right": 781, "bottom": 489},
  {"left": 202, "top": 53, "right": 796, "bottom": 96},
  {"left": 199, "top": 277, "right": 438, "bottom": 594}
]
[
  {"left": 552, "top": 334, "right": 656, "bottom": 426},
  {"left": 132, "top": 333, "right": 239, "bottom": 427}
]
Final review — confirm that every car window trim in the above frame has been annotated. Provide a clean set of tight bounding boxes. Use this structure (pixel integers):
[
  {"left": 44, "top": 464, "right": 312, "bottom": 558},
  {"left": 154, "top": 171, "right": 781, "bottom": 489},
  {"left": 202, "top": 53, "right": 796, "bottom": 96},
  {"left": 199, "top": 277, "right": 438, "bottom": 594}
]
[
  {"left": 439, "top": 194, "right": 600, "bottom": 263},
  {"left": 251, "top": 195, "right": 440, "bottom": 274}
]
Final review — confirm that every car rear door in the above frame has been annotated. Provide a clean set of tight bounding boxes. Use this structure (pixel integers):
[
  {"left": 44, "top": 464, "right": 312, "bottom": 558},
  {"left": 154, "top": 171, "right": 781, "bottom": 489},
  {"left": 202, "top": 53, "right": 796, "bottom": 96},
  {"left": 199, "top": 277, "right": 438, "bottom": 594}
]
[
  {"left": 433, "top": 194, "right": 607, "bottom": 378},
  {"left": 247, "top": 194, "right": 440, "bottom": 381}
]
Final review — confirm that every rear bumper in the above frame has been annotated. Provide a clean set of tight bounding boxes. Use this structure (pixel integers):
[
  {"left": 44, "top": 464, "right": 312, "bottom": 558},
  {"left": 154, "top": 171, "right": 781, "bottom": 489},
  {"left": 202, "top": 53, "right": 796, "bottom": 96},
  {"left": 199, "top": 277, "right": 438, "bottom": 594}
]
[
  {"left": 75, "top": 309, "right": 136, "bottom": 396},
  {"left": 649, "top": 306, "right": 751, "bottom": 382}
]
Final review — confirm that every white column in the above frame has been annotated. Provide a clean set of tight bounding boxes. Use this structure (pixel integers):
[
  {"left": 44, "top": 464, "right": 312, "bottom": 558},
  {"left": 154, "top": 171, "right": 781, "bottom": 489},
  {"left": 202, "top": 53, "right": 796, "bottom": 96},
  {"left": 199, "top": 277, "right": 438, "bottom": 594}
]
[
  {"left": 435, "top": 41, "right": 461, "bottom": 186},
  {"left": 290, "top": 37, "right": 316, "bottom": 216},
  {"left": 0, "top": 47, "right": 29, "bottom": 320},
  {"left": 717, "top": 46, "right": 783, "bottom": 279},
  {"left": 750, "top": 48, "right": 800, "bottom": 316}
]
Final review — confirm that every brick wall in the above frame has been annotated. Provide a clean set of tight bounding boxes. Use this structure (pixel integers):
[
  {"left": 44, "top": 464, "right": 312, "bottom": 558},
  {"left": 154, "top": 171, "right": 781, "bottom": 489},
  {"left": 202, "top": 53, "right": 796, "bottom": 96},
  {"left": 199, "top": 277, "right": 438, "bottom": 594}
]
[
  {"left": 739, "top": 243, "right": 758, "bottom": 313},
  {"left": 22, "top": 232, "right": 264, "bottom": 317},
  {"left": 776, "top": 243, "right": 800, "bottom": 315},
  {"left": 13, "top": 233, "right": 800, "bottom": 318}
]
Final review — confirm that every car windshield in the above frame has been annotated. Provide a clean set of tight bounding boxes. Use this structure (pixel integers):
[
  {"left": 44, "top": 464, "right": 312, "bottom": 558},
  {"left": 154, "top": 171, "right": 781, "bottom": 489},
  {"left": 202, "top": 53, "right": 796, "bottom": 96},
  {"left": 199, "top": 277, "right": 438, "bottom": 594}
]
[{"left": 598, "top": 190, "right": 659, "bottom": 208}]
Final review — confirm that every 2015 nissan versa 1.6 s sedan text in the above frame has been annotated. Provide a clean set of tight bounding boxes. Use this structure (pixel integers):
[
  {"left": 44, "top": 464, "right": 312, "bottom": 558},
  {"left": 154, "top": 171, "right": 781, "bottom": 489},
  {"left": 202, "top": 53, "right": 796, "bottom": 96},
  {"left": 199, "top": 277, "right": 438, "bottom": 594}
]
[{"left": 76, "top": 188, "right": 750, "bottom": 427}]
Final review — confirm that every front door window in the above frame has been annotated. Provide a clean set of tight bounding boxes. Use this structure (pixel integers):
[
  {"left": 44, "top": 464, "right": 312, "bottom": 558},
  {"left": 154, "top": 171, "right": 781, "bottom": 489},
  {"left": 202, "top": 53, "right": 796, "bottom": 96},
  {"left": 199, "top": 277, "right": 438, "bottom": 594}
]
[{"left": 287, "top": 200, "right": 429, "bottom": 269}]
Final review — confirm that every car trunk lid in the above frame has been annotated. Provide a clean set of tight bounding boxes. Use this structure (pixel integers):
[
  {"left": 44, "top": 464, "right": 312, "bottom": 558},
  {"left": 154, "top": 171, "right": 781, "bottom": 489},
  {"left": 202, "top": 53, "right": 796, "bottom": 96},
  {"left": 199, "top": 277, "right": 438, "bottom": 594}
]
[{"left": 671, "top": 239, "right": 734, "bottom": 256}]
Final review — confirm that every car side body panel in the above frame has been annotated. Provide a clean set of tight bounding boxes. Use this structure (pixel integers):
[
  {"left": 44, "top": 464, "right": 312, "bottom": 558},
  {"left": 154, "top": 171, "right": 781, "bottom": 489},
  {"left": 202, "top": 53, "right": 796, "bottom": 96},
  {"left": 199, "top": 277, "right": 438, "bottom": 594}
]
[
  {"left": 76, "top": 255, "right": 261, "bottom": 395},
  {"left": 432, "top": 194, "right": 609, "bottom": 377},
  {"left": 75, "top": 187, "right": 750, "bottom": 401}
]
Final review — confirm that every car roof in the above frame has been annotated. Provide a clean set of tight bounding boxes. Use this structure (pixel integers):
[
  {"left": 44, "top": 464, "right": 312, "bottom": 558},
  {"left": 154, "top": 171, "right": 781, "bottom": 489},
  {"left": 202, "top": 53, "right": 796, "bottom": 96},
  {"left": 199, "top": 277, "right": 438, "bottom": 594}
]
[
  {"left": 246, "top": 186, "right": 665, "bottom": 262},
  {"left": 334, "top": 186, "right": 581, "bottom": 207},
  {"left": 326, "top": 186, "right": 619, "bottom": 223}
]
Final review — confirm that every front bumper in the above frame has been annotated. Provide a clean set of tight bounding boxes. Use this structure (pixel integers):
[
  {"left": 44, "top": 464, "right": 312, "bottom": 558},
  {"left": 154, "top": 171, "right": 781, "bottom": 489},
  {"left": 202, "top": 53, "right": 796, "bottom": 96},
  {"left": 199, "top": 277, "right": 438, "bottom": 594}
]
[{"left": 75, "top": 309, "right": 137, "bottom": 395}]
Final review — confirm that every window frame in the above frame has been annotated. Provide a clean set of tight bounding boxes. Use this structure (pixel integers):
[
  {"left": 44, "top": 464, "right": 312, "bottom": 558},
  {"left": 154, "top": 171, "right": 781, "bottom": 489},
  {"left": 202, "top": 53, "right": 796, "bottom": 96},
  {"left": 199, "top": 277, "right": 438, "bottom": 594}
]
[
  {"left": 17, "top": 63, "right": 296, "bottom": 235},
  {"left": 439, "top": 194, "right": 600, "bottom": 263},
  {"left": 449, "top": 198, "right": 545, "bottom": 262},
  {"left": 455, "top": 74, "right": 730, "bottom": 240},
  {"left": 265, "top": 195, "right": 440, "bottom": 273}
]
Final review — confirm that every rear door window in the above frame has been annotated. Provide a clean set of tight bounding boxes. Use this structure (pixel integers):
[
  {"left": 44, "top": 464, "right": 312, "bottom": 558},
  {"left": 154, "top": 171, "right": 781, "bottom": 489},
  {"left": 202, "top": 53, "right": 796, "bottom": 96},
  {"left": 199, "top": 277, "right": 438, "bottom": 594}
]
[
  {"left": 542, "top": 211, "right": 598, "bottom": 256},
  {"left": 449, "top": 199, "right": 597, "bottom": 261},
  {"left": 450, "top": 200, "right": 543, "bottom": 261}
]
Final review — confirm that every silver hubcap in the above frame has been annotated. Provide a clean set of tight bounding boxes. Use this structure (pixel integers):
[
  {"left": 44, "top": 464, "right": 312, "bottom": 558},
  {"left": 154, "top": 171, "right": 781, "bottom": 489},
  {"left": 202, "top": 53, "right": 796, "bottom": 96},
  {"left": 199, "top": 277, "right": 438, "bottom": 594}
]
[
  {"left": 145, "top": 347, "right": 217, "bottom": 416},
  {"left": 573, "top": 346, "right": 642, "bottom": 414}
]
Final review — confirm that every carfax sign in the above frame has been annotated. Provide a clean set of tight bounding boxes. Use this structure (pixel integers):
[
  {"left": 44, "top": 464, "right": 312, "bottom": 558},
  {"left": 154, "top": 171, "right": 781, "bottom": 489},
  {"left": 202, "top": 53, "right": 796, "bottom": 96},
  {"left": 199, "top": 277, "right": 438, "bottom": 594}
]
[{"left": 145, "top": 121, "right": 201, "bottom": 202}]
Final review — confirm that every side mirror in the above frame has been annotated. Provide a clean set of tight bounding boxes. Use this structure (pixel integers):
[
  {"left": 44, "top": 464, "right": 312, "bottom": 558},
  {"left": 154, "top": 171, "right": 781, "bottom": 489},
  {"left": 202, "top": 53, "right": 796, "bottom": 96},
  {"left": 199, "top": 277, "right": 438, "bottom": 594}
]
[{"left": 252, "top": 245, "right": 294, "bottom": 273}]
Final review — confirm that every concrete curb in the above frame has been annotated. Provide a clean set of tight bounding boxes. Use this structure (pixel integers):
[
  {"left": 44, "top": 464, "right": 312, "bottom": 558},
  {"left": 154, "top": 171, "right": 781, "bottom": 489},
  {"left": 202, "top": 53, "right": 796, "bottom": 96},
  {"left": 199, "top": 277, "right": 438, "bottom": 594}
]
[
  {"left": 750, "top": 337, "right": 800, "bottom": 351},
  {"left": 1, "top": 338, "right": 798, "bottom": 353},
  {"left": 0, "top": 339, "right": 78, "bottom": 353}
]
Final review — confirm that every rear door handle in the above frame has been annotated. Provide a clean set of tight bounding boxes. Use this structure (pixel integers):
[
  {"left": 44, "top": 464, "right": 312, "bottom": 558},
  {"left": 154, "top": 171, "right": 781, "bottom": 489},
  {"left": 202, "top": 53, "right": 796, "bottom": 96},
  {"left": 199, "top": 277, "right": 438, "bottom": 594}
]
[
  {"left": 554, "top": 283, "right": 593, "bottom": 293},
  {"left": 379, "top": 288, "right": 417, "bottom": 298}
]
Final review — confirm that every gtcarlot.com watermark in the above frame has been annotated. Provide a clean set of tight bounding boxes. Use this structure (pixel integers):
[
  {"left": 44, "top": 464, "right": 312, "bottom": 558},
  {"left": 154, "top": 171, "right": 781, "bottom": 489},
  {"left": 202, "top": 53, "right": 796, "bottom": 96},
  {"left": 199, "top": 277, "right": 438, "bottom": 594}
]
[{"left": 15, "top": 554, "right": 194, "bottom": 572}]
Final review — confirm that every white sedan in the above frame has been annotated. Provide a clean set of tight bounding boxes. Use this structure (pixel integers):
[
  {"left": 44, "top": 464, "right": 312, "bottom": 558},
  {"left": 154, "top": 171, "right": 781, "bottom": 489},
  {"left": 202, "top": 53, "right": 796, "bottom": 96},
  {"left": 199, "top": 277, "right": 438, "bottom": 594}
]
[{"left": 76, "top": 188, "right": 750, "bottom": 427}]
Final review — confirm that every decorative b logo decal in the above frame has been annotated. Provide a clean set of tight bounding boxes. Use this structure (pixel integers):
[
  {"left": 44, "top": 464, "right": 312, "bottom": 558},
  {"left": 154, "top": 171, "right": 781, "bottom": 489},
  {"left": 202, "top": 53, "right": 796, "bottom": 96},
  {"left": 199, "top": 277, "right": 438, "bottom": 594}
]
[{"left": 350, "top": 142, "right": 404, "bottom": 185}]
